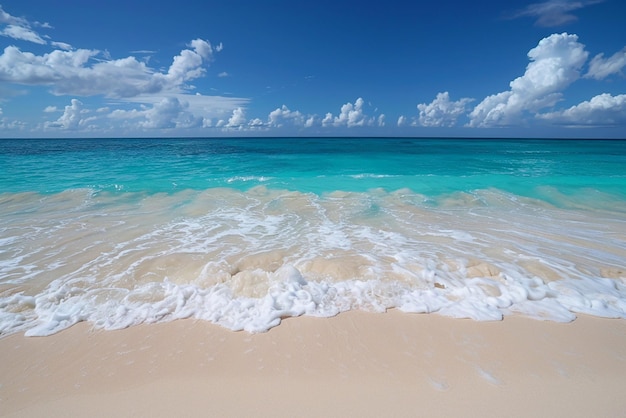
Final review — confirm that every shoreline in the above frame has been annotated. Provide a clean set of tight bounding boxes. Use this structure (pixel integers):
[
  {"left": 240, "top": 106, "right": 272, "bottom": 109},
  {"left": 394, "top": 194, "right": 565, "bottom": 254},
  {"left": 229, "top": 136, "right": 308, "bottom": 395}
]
[{"left": 2, "top": 311, "right": 626, "bottom": 417}]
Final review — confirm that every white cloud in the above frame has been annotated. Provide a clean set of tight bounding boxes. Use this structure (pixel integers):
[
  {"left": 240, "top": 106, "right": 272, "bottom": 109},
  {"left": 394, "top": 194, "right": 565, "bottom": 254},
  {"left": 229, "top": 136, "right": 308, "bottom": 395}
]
[
  {"left": 268, "top": 105, "right": 305, "bottom": 128},
  {"left": 130, "top": 50, "right": 157, "bottom": 55},
  {"left": 51, "top": 41, "right": 72, "bottom": 51},
  {"left": 323, "top": 97, "right": 378, "bottom": 127},
  {"left": 0, "top": 6, "right": 248, "bottom": 135},
  {"left": 339, "top": 97, "right": 366, "bottom": 126},
  {"left": 507, "top": 0, "right": 604, "bottom": 27},
  {"left": 109, "top": 107, "right": 144, "bottom": 121},
  {"left": 105, "top": 93, "right": 248, "bottom": 134},
  {"left": 0, "top": 117, "right": 26, "bottom": 131},
  {"left": 124, "top": 93, "right": 247, "bottom": 116},
  {"left": 218, "top": 72, "right": 229, "bottom": 77},
  {"left": 321, "top": 112, "right": 333, "bottom": 126},
  {"left": 218, "top": 107, "right": 247, "bottom": 129},
  {"left": 416, "top": 92, "right": 473, "bottom": 127},
  {"left": 227, "top": 107, "right": 246, "bottom": 127},
  {"left": 468, "top": 33, "right": 587, "bottom": 127},
  {"left": 164, "top": 39, "right": 216, "bottom": 87},
  {"left": 207, "top": 101, "right": 381, "bottom": 132},
  {"left": 537, "top": 93, "right": 626, "bottom": 126},
  {"left": 585, "top": 48, "right": 626, "bottom": 80},
  {"left": 45, "top": 98, "right": 94, "bottom": 130},
  {"left": 107, "top": 97, "right": 208, "bottom": 130},
  {"left": 0, "top": 6, "right": 57, "bottom": 46},
  {"left": 1, "top": 24, "right": 46, "bottom": 44},
  {"left": 0, "top": 6, "right": 24, "bottom": 25},
  {"left": 397, "top": 115, "right": 407, "bottom": 126},
  {"left": 36, "top": 21, "right": 53, "bottom": 29},
  {"left": 248, "top": 118, "right": 264, "bottom": 127},
  {"left": 139, "top": 97, "right": 201, "bottom": 129},
  {"left": 0, "top": 7, "right": 31, "bottom": 27},
  {"left": 0, "top": 38, "right": 220, "bottom": 98}
]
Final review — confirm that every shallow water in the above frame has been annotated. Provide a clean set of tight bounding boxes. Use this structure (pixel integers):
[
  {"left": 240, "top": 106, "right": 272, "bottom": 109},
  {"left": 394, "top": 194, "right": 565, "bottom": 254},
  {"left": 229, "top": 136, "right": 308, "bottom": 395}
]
[{"left": 1, "top": 138, "right": 625, "bottom": 336}]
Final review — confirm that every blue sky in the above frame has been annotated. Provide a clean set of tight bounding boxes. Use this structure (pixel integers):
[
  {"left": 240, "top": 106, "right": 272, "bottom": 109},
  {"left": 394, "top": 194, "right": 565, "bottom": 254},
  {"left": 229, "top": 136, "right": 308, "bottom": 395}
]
[{"left": 0, "top": 0, "right": 625, "bottom": 138}]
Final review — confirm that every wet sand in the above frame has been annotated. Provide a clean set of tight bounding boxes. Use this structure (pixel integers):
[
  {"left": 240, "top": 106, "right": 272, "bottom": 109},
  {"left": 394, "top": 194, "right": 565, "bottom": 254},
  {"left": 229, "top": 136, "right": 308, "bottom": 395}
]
[{"left": 2, "top": 311, "right": 626, "bottom": 417}]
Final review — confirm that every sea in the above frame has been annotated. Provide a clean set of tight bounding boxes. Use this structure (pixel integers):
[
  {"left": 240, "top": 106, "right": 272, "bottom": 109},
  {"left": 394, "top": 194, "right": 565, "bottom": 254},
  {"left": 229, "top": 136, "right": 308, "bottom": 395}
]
[{"left": 1, "top": 137, "right": 625, "bottom": 337}]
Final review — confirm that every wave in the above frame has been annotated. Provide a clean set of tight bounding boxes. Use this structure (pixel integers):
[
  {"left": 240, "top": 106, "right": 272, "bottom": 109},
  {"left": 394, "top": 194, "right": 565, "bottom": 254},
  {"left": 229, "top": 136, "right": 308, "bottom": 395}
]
[{"left": 1, "top": 186, "right": 625, "bottom": 337}]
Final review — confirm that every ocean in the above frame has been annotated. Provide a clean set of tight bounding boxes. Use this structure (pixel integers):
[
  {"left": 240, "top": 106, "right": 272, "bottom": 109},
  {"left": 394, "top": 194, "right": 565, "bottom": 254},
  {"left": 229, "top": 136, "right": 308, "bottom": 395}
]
[{"left": 1, "top": 137, "right": 625, "bottom": 336}]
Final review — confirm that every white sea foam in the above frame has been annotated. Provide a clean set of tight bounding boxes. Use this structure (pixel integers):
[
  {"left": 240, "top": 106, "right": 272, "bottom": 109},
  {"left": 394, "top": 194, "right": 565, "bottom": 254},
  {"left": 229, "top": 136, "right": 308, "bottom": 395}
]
[
  {"left": 226, "top": 176, "right": 272, "bottom": 183},
  {"left": 1, "top": 187, "right": 625, "bottom": 337},
  {"left": 349, "top": 174, "right": 396, "bottom": 179}
]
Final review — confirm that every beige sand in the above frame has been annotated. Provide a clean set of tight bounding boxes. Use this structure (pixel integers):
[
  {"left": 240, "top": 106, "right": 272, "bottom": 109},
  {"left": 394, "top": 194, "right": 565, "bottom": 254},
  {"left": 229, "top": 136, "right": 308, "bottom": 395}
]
[{"left": 1, "top": 311, "right": 626, "bottom": 417}]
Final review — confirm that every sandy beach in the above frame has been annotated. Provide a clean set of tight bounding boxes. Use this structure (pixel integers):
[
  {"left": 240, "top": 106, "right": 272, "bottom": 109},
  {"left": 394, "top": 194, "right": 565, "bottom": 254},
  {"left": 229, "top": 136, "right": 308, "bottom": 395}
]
[{"left": 2, "top": 311, "right": 626, "bottom": 417}]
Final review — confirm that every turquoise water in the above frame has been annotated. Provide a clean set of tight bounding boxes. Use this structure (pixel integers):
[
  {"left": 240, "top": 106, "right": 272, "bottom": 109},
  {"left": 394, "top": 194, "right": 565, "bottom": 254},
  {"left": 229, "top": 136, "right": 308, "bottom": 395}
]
[
  {"left": 1, "top": 138, "right": 625, "bottom": 336},
  {"left": 2, "top": 138, "right": 625, "bottom": 200}
]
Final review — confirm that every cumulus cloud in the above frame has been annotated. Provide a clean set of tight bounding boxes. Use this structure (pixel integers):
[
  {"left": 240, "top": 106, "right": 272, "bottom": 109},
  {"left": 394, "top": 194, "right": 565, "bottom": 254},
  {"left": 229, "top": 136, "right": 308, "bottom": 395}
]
[
  {"left": 0, "top": 5, "right": 246, "bottom": 135},
  {"left": 507, "top": 0, "right": 604, "bottom": 27},
  {"left": 110, "top": 93, "right": 248, "bottom": 133},
  {"left": 585, "top": 47, "right": 626, "bottom": 80},
  {"left": 140, "top": 97, "right": 200, "bottom": 129},
  {"left": 267, "top": 105, "right": 305, "bottom": 128},
  {"left": 537, "top": 93, "right": 626, "bottom": 126},
  {"left": 164, "top": 39, "right": 217, "bottom": 87},
  {"left": 227, "top": 107, "right": 247, "bottom": 127},
  {"left": 108, "top": 97, "right": 204, "bottom": 130},
  {"left": 468, "top": 33, "right": 588, "bottom": 127},
  {"left": 416, "top": 92, "right": 473, "bottom": 127},
  {"left": 248, "top": 118, "right": 264, "bottom": 127},
  {"left": 0, "top": 38, "right": 220, "bottom": 98},
  {"left": 216, "top": 107, "right": 247, "bottom": 129},
  {"left": 45, "top": 99, "right": 94, "bottom": 130},
  {"left": 322, "top": 97, "right": 378, "bottom": 127},
  {"left": 209, "top": 100, "right": 382, "bottom": 132},
  {"left": 208, "top": 100, "right": 383, "bottom": 132}
]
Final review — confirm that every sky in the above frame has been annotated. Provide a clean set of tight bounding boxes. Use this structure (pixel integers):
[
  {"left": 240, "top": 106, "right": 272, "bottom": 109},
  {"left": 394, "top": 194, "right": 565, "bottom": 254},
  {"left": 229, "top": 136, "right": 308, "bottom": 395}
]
[{"left": 0, "top": 0, "right": 625, "bottom": 138}]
